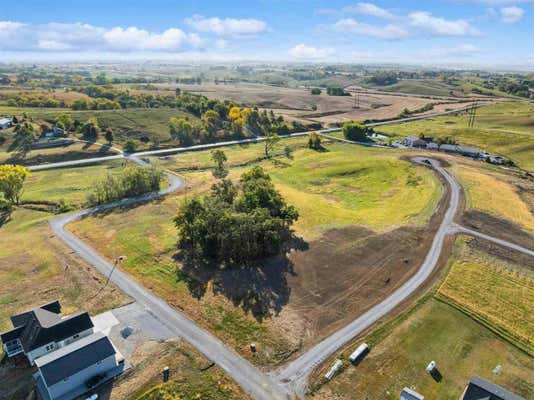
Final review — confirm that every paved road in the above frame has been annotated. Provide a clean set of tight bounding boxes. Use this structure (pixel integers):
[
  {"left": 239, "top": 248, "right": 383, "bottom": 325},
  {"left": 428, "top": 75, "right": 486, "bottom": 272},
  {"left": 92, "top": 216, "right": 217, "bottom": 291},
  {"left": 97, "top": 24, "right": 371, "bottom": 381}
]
[
  {"left": 273, "top": 157, "right": 461, "bottom": 396},
  {"left": 48, "top": 162, "right": 291, "bottom": 400},
  {"left": 28, "top": 102, "right": 479, "bottom": 172},
  {"left": 28, "top": 129, "right": 340, "bottom": 171},
  {"left": 450, "top": 224, "right": 534, "bottom": 257}
]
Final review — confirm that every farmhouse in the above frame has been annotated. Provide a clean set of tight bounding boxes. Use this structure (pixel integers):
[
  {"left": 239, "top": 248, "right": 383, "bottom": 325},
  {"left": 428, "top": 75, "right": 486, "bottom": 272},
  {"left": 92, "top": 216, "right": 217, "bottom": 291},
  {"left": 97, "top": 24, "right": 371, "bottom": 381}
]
[
  {"left": 0, "top": 300, "right": 125, "bottom": 400},
  {"left": 461, "top": 376, "right": 525, "bottom": 400},
  {"left": 0, "top": 117, "right": 11, "bottom": 130}
]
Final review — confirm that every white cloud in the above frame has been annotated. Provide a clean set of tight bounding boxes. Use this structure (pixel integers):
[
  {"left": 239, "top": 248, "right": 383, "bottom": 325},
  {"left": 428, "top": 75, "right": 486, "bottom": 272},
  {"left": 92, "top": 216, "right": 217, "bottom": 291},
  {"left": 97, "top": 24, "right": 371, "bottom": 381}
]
[
  {"left": 288, "top": 44, "right": 334, "bottom": 60},
  {"left": 343, "top": 3, "right": 396, "bottom": 19},
  {"left": 424, "top": 44, "right": 481, "bottom": 57},
  {"left": 408, "top": 11, "right": 480, "bottom": 36},
  {"left": 499, "top": 6, "right": 524, "bottom": 22},
  {"left": 0, "top": 21, "right": 204, "bottom": 52},
  {"left": 185, "top": 15, "right": 267, "bottom": 37},
  {"left": 334, "top": 18, "right": 409, "bottom": 40}
]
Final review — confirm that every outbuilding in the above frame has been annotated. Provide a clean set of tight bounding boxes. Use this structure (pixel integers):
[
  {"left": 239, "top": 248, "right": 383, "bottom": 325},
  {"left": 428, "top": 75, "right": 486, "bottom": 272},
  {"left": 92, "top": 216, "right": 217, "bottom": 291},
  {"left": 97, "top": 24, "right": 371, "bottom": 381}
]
[
  {"left": 0, "top": 117, "right": 11, "bottom": 130},
  {"left": 400, "top": 387, "right": 424, "bottom": 400}
]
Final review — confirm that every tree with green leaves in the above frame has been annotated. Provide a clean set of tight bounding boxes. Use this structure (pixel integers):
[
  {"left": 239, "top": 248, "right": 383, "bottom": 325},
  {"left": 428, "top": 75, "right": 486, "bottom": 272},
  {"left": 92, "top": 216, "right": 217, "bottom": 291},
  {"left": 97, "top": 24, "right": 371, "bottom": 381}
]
[
  {"left": 174, "top": 166, "right": 298, "bottom": 266},
  {"left": 55, "top": 113, "right": 74, "bottom": 131},
  {"left": 308, "top": 131, "right": 322, "bottom": 150},
  {"left": 264, "top": 131, "right": 280, "bottom": 158},
  {"left": 10, "top": 122, "right": 36, "bottom": 159},
  {"left": 169, "top": 117, "right": 195, "bottom": 146},
  {"left": 81, "top": 117, "right": 99, "bottom": 141},
  {"left": 210, "top": 149, "right": 228, "bottom": 178},
  {"left": 342, "top": 121, "right": 368, "bottom": 142},
  {"left": 124, "top": 139, "right": 137, "bottom": 153},
  {"left": 0, "top": 165, "right": 30, "bottom": 205},
  {"left": 104, "top": 128, "right": 114, "bottom": 144}
]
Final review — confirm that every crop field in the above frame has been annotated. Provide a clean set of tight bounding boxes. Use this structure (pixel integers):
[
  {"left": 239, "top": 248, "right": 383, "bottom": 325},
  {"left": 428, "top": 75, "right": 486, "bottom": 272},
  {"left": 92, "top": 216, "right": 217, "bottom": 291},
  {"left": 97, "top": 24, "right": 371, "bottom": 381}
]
[
  {"left": 437, "top": 236, "right": 534, "bottom": 354},
  {"left": 313, "top": 298, "right": 534, "bottom": 400},
  {"left": 150, "top": 82, "right": 474, "bottom": 125},
  {"left": 376, "top": 102, "right": 534, "bottom": 170},
  {"left": 68, "top": 139, "right": 443, "bottom": 365},
  {"left": 453, "top": 164, "right": 534, "bottom": 233}
]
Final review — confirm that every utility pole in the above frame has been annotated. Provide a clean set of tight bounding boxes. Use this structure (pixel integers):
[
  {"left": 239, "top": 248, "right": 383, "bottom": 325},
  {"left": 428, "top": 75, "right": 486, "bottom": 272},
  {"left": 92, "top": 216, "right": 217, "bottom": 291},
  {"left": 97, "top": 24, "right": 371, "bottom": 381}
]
[{"left": 467, "top": 103, "right": 477, "bottom": 128}]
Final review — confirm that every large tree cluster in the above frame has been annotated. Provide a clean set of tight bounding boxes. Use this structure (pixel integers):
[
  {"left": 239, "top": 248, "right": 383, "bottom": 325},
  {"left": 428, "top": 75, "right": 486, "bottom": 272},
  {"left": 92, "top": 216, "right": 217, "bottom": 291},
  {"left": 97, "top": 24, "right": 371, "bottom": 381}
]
[{"left": 174, "top": 166, "right": 299, "bottom": 266}]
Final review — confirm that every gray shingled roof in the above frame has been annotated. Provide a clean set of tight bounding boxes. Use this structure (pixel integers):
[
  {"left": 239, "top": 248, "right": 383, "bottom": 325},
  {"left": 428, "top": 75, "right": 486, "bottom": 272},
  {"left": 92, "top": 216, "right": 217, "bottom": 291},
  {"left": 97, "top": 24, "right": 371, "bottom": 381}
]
[
  {"left": 463, "top": 376, "right": 525, "bottom": 400},
  {"left": 35, "top": 332, "right": 116, "bottom": 387}
]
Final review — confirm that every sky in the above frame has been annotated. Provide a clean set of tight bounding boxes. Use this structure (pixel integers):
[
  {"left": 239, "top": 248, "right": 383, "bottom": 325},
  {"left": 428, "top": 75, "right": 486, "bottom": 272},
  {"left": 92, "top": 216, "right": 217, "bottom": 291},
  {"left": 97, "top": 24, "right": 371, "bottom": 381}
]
[{"left": 0, "top": 0, "right": 533, "bottom": 68}]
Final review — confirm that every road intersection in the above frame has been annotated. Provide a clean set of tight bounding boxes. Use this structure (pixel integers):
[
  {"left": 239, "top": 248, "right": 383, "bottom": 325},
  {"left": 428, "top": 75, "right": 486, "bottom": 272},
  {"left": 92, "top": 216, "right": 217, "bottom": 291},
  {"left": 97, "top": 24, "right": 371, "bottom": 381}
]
[{"left": 44, "top": 139, "right": 532, "bottom": 399}]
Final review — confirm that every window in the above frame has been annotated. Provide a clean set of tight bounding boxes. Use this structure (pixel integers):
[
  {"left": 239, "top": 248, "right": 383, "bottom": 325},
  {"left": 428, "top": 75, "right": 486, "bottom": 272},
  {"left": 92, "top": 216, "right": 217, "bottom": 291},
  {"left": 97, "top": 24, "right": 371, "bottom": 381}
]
[
  {"left": 45, "top": 343, "right": 55, "bottom": 352},
  {"left": 73, "top": 334, "right": 79, "bottom": 339}
]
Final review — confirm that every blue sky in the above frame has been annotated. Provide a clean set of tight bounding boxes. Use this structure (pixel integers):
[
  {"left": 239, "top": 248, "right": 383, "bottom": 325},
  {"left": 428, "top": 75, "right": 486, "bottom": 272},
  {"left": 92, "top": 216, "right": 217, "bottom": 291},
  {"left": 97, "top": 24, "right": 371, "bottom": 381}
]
[{"left": 1, "top": 0, "right": 532, "bottom": 67}]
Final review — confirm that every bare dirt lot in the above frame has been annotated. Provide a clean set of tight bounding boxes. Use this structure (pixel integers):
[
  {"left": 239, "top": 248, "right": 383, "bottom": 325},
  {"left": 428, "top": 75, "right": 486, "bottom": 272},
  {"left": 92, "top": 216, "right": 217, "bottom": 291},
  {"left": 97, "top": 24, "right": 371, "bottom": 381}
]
[{"left": 152, "top": 82, "right": 478, "bottom": 125}]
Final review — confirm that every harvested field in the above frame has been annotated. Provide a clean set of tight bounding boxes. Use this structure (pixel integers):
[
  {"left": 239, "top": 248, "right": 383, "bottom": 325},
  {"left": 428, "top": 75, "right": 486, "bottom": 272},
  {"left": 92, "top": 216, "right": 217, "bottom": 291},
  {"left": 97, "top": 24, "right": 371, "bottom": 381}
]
[{"left": 165, "top": 82, "right": 474, "bottom": 125}]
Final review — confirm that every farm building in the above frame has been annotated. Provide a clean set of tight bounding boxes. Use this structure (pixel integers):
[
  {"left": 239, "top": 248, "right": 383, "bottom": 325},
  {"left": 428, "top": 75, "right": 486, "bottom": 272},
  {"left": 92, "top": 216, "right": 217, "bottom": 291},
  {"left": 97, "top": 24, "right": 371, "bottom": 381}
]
[
  {"left": 401, "top": 136, "right": 427, "bottom": 148},
  {"left": 461, "top": 376, "right": 525, "bottom": 400},
  {"left": 0, "top": 300, "right": 125, "bottom": 400},
  {"left": 0, "top": 117, "right": 11, "bottom": 130}
]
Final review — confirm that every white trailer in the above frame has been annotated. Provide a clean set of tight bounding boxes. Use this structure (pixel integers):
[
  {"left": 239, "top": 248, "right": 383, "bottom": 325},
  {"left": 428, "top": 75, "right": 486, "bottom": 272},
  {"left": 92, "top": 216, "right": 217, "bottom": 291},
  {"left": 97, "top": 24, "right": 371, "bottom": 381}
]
[
  {"left": 349, "top": 343, "right": 369, "bottom": 363},
  {"left": 324, "top": 359, "right": 343, "bottom": 380}
]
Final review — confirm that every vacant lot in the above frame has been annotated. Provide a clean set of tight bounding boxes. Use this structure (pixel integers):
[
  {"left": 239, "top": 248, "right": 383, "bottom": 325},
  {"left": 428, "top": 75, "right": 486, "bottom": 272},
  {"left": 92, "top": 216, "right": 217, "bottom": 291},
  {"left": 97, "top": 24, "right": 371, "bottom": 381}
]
[
  {"left": 377, "top": 102, "right": 534, "bottom": 171},
  {"left": 68, "top": 140, "right": 442, "bottom": 365},
  {"left": 312, "top": 299, "right": 534, "bottom": 400},
  {"left": 22, "top": 160, "right": 125, "bottom": 208},
  {"left": 437, "top": 235, "right": 534, "bottom": 354},
  {"left": 97, "top": 340, "right": 250, "bottom": 400}
]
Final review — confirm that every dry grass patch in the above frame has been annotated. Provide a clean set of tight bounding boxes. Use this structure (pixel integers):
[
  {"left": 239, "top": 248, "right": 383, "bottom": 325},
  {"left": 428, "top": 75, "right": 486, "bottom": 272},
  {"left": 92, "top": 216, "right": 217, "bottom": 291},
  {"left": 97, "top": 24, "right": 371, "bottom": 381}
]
[{"left": 454, "top": 164, "right": 534, "bottom": 233}]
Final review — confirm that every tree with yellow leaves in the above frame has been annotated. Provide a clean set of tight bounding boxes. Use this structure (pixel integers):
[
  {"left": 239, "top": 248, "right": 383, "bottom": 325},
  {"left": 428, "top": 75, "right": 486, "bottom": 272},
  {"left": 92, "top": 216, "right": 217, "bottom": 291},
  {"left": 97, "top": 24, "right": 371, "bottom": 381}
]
[{"left": 0, "top": 165, "right": 30, "bottom": 205}]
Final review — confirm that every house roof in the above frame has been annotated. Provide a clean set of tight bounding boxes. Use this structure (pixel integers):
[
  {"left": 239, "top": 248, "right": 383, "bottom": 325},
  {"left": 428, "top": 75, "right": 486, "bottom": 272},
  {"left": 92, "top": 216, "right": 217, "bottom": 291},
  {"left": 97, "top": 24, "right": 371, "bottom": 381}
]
[
  {"left": 19, "top": 311, "right": 93, "bottom": 352},
  {"left": 35, "top": 332, "right": 116, "bottom": 387},
  {"left": 457, "top": 146, "right": 481, "bottom": 154},
  {"left": 11, "top": 300, "right": 61, "bottom": 328},
  {"left": 0, "top": 117, "right": 11, "bottom": 125},
  {"left": 401, "top": 387, "right": 425, "bottom": 400},
  {"left": 463, "top": 376, "right": 525, "bottom": 400},
  {"left": 2, "top": 300, "right": 94, "bottom": 353}
]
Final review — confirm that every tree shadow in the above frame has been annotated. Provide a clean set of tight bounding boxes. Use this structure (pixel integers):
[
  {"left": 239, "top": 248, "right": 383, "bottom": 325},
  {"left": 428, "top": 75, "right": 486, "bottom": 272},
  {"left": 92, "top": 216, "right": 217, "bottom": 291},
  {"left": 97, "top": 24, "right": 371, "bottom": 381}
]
[
  {"left": 174, "top": 235, "right": 309, "bottom": 322},
  {"left": 0, "top": 209, "right": 12, "bottom": 227}
]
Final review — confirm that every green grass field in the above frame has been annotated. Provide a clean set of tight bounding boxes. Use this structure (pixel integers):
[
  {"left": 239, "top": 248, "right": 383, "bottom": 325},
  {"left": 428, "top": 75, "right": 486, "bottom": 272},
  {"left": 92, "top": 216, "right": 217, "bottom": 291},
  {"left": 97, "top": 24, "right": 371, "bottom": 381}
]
[
  {"left": 0, "top": 106, "right": 195, "bottom": 150},
  {"left": 437, "top": 236, "right": 534, "bottom": 354},
  {"left": 68, "top": 140, "right": 442, "bottom": 365},
  {"left": 366, "top": 79, "right": 457, "bottom": 97},
  {"left": 315, "top": 298, "right": 533, "bottom": 400},
  {"left": 376, "top": 102, "right": 534, "bottom": 171},
  {"left": 22, "top": 160, "right": 126, "bottom": 208}
]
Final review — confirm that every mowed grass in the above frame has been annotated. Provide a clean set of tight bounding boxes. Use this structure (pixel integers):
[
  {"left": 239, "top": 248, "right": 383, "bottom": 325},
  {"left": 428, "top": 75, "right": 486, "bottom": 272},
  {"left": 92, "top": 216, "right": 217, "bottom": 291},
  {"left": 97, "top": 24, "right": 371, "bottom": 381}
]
[
  {"left": 453, "top": 164, "right": 534, "bottom": 233},
  {"left": 316, "top": 299, "right": 534, "bottom": 400},
  {"left": 23, "top": 160, "right": 125, "bottom": 207},
  {"left": 68, "top": 140, "right": 442, "bottom": 364},
  {"left": 377, "top": 102, "right": 534, "bottom": 171},
  {"left": 158, "top": 138, "right": 443, "bottom": 239},
  {"left": 437, "top": 236, "right": 534, "bottom": 354}
]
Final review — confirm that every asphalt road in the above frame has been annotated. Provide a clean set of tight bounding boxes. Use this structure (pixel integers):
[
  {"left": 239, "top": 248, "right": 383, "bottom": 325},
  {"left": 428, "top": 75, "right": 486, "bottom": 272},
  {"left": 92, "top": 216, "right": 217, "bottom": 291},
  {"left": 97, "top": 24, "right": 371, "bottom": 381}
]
[{"left": 451, "top": 224, "right": 534, "bottom": 257}]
